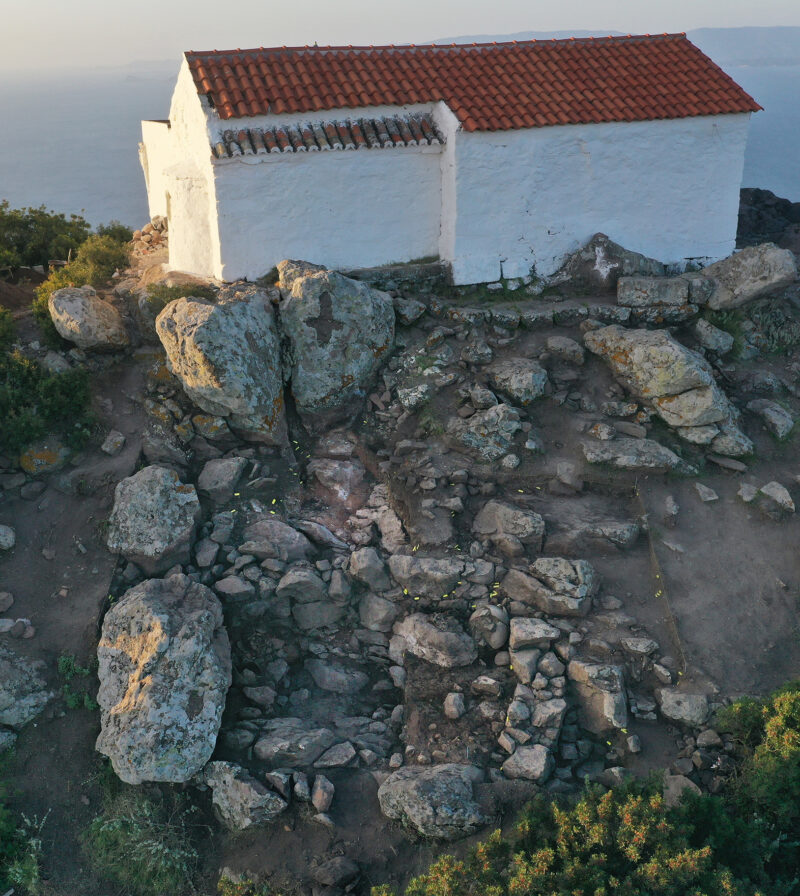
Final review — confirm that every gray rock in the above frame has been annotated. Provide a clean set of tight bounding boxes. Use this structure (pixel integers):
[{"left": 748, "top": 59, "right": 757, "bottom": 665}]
[
  {"left": 280, "top": 270, "right": 394, "bottom": 429},
  {"left": 315, "top": 741, "right": 357, "bottom": 767},
  {"left": 95, "top": 575, "right": 231, "bottom": 784},
  {"left": 663, "top": 773, "right": 701, "bottom": 807},
  {"left": 359, "top": 593, "right": 398, "bottom": 632},
  {"left": 306, "top": 658, "right": 369, "bottom": 694},
  {"left": 617, "top": 276, "right": 688, "bottom": 307},
  {"left": 567, "top": 660, "right": 627, "bottom": 734},
  {"left": 546, "top": 335, "right": 585, "bottom": 365},
  {"left": 709, "top": 422, "right": 754, "bottom": 458},
  {"left": 501, "top": 745, "right": 554, "bottom": 782},
  {"left": 202, "top": 761, "right": 287, "bottom": 830},
  {"left": 276, "top": 259, "right": 327, "bottom": 290},
  {"left": 156, "top": 285, "right": 287, "bottom": 444},
  {"left": 49, "top": 286, "right": 129, "bottom": 349},
  {"left": 502, "top": 559, "right": 597, "bottom": 617},
  {"left": 444, "top": 692, "right": 466, "bottom": 719},
  {"left": 240, "top": 518, "right": 314, "bottom": 562},
  {"left": 0, "top": 644, "right": 53, "bottom": 729},
  {"left": 349, "top": 547, "right": 390, "bottom": 591},
  {"left": 701, "top": 243, "right": 797, "bottom": 310},
  {"left": 276, "top": 567, "right": 327, "bottom": 603},
  {"left": 656, "top": 689, "right": 709, "bottom": 727},
  {"left": 100, "top": 430, "right": 126, "bottom": 456},
  {"left": 446, "top": 404, "right": 522, "bottom": 462},
  {"left": 254, "top": 717, "right": 335, "bottom": 766},
  {"left": 747, "top": 399, "right": 794, "bottom": 439},
  {"left": 653, "top": 384, "right": 730, "bottom": 428},
  {"left": 312, "top": 774, "right": 335, "bottom": 811},
  {"left": 758, "top": 481, "right": 795, "bottom": 515},
  {"left": 582, "top": 438, "right": 685, "bottom": 473},
  {"left": 0, "top": 526, "right": 15, "bottom": 551},
  {"left": 554, "top": 233, "right": 666, "bottom": 292},
  {"left": 197, "top": 456, "right": 248, "bottom": 503},
  {"left": 472, "top": 501, "right": 545, "bottom": 551},
  {"left": 509, "top": 618, "right": 560, "bottom": 650},
  {"left": 694, "top": 483, "right": 718, "bottom": 503},
  {"left": 488, "top": 358, "right": 549, "bottom": 405},
  {"left": 105, "top": 466, "right": 201, "bottom": 575},
  {"left": 393, "top": 614, "right": 478, "bottom": 667},
  {"left": 693, "top": 319, "right": 735, "bottom": 354},
  {"left": 377, "top": 764, "right": 486, "bottom": 840},
  {"left": 532, "top": 698, "right": 567, "bottom": 729},
  {"left": 468, "top": 603, "right": 509, "bottom": 650},
  {"left": 387, "top": 555, "right": 464, "bottom": 599},
  {"left": 292, "top": 600, "right": 346, "bottom": 631}
]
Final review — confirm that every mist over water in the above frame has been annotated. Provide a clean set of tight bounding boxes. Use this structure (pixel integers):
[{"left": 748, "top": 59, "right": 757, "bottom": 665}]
[{"left": 0, "top": 29, "right": 797, "bottom": 229}]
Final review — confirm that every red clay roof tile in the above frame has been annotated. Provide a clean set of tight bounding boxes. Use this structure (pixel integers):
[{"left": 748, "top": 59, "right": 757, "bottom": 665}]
[{"left": 187, "top": 35, "right": 760, "bottom": 130}]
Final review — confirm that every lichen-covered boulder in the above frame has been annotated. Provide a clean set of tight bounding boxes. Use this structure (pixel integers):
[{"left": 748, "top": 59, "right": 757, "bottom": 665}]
[
  {"left": 156, "top": 283, "right": 287, "bottom": 444},
  {"left": 279, "top": 269, "right": 394, "bottom": 429},
  {"left": 446, "top": 403, "right": 522, "bottom": 462},
  {"left": 201, "top": 761, "right": 287, "bottom": 830},
  {"left": 701, "top": 243, "right": 797, "bottom": 310},
  {"left": 584, "top": 326, "right": 714, "bottom": 400},
  {"left": 0, "top": 644, "right": 53, "bottom": 729},
  {"left": 48, "top": 286, "right": 129, "bottom": 350},
  {"left": 377, "top": 764, "right": 486, "bottom": 840},
  {"left": 95, "top": 575, "right": 231, "bottom": 784},
  {"left": 105, "top": 465, "right": 201, "bottom": 575},
  {"left": 488, "top": 358, "right": 549, "bottom": 405}
]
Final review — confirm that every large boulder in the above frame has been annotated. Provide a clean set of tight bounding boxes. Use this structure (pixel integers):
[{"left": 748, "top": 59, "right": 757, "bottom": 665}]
[
  {"left": 701, "top": 243, "right": 797, "bottom": 310},
  {"left": 472, "top": 500, "right": 545, "bottom": 552},
  {"left": 554, "top": 233, "right": 666, "bottom": 292},
  {"left": 393, "top": 614, "right": 478, "bottom": 667},
  {"left": 387, "top": 555, "right": 464, "bottom": 599},
  {"left": 488, "top": 358, "right": 549, "bottom": 405},
  {"left": 584, "top": 326, "right": 714, "bottom": 400},
  {"left": 656, "top": 689, "right": 709, "bottom": 727},
  {"left": 501, "top": 745, "right": 554, "bottom": 782},
  {"left": 0, "top": 644, "right": 53, "bottom": 729},
  {"left": 239, "top": 518, "right": 314, "bottom": 562},
  {"left": 48, "top": 286, "right": 129, "bottom": 350},
  {"left": 95, "top": 575, "right": 231, "bottom": 784},
  {"left": 502, "top": 559, "right": 597, "bottom": 616},
  {"left": 582, "top": 438, "right": 686, "bottom": 473},
  {"left": 279, "top": 269, "right": 394, "bottom": 429},
  {"left": 253, "top": 717, "right": 335, "bottom": 766},
  {"left": 201, "top": 761, "right": 287, "bottom": 830},
  {"left": 156, "top": 284, "right": 287, "bottom": 444},
  {"left": 105, "top": 465, "right": 201, "bottom": 575},
  {"left": 377, "top": 764, "right": 486, "bottom": 840}
]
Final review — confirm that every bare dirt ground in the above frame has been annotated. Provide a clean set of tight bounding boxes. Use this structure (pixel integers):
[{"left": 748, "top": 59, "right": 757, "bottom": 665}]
[{"left": 2, "top": 281, "right": 800, "bottom": 894}]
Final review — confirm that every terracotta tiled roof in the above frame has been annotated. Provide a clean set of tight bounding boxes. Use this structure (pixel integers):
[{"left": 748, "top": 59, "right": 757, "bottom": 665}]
[
  {"left": 212, "top": 113, "right": 443, "bottom": 158},
  {"left": 186, "top": 34, "right": 761, "bottom": 131}
]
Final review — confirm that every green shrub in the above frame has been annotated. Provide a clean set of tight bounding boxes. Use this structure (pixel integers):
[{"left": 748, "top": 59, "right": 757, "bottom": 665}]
[
  {"left": 6, "top": 812, "right": 48, "bottom": 895},
  {"left": 33, "top": 233, "right": 130, "bottom": 346},
  {"left": 0, "top": 351, "right": 93, "bottom": 455},
  {"left": 82, "top": 790, "right": 202, "bottom": 896},
  {"left": 0, "top": 308, "right": 14, "bottom": 350},
  {"left": 96, "top": 220, "right": 133, "bottom": 243},
  {"left": 0, "top": 201, "right": 91, "bottom": 275}
]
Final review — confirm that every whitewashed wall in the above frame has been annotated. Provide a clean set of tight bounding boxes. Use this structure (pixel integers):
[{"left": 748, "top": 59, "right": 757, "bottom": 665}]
[
  {"left": 139, "top": 121, "right": 172, "bottom": 219},
  {"left": 211, "top": 144, "right": 442, "bottom": 281},
  {"left": 449, "top": 113, "right": 752, "bottom": 284}
]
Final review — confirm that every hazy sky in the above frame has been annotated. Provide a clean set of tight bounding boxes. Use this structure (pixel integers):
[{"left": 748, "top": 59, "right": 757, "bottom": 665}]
[{"left": 3, "top": 0, "right": 800, "bottom": 73}]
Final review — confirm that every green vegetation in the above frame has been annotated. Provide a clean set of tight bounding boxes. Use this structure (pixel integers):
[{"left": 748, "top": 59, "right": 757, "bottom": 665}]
[
  {"left": 57, "top": 653, "right": 98, "bottom": 711},
  {"left": 0, "top": 201, "right": 91, "bottom": 276},
  {"left": 0, "top": 350, "right": 93, "bottom": 455},
  {"left": 33, "top": 233, "right": 130, "bottom": 347},
  {"left": 218, "top": 876, "right": 275, "bottom": 896},
  {"left": 0, "top": 759, "right": 47, "bottom": 895},
  {"left": 82, "top": 790, "right": 203, "bottom": 896},
  {"left": 747, "top": 300, "right": 800, "bottom": 355},
  {"left": 375, "top": 681, "right": 800, "bottom": 896},
  {"left": 0, "top": 308, "right": 15, "bottom": 350}
]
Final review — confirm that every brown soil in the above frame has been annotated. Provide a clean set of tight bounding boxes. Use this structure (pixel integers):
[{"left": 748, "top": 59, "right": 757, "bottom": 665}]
[{"left": 2, "top": 284, "right": 800, "bottom": 895}]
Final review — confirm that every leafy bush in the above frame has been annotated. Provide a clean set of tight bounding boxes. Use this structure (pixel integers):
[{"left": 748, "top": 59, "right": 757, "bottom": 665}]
[
  {"left": 96, "top": 220, "right": 133, "bottom": 243},
  {"left": 0, "top": 201, "right": 91, "bottom": 275},
  {"left": 717, "top": 681, "right": 800, "bottom": 883},
  {"left": 82, "top": 790, "right": 202, "bottom": 896},
  {"left": 33, "top": 233, "right": 130, "bottom": 346},
  {"left": 0, "top": 308, "right": 14, "bottom": 350},
  {"left": 0, "top": 351, "right": 92, "bottom": 454}
]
